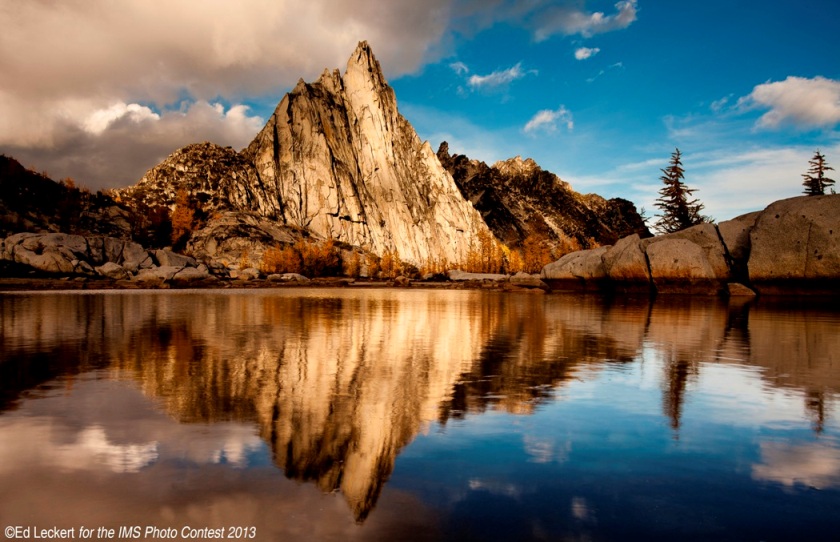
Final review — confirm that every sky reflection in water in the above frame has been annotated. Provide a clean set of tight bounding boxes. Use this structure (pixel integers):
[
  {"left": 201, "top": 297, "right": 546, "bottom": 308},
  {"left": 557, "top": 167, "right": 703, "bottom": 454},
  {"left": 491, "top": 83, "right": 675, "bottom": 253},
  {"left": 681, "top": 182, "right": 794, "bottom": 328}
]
[{"left": 0, "top": 290, "right": 839, "bottom": 541}]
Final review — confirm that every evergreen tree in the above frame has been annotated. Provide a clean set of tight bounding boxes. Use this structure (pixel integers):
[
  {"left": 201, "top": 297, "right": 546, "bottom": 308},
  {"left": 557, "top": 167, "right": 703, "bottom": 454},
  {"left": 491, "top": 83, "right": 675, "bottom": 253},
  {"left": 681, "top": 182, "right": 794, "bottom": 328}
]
[
  {"left": 654, "top": 148, "right": 707, "bottom": 233},
  {"left": 802, "top": 150, "right": 835, "bottom": 196}
]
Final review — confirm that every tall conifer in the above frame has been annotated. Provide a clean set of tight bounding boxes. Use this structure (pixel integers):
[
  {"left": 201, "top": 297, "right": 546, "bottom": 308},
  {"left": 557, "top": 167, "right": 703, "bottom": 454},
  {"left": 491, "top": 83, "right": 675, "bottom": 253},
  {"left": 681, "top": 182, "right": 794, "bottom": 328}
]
[{"left": 654, "top": 148, "right": 707, "bottom": 233}]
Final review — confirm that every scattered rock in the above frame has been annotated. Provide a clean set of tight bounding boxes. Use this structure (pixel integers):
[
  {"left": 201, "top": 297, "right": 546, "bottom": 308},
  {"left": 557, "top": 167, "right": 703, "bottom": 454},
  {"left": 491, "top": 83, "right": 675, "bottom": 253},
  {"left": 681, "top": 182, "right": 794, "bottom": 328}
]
[{"left": 230, "top": 267, "right": 261, "bottom": 281}]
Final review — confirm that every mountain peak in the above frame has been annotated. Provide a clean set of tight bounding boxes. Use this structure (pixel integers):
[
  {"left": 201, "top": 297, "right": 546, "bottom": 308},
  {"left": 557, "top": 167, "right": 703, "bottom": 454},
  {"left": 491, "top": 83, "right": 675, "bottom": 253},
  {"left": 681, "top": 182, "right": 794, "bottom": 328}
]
[
  {"left": 493, "top": 155, "right": 540, "bottom": 178},
  {"left": 345, "top": 40, "right": 388, "bottom": 91}
]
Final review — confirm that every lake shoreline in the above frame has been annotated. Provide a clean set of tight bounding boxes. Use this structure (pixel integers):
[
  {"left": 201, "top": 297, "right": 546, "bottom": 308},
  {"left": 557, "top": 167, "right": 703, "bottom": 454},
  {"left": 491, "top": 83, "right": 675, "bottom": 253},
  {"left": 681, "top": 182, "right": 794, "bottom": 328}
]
[{"left": 0, "top": 276, "right": 547, "bottom": 293}]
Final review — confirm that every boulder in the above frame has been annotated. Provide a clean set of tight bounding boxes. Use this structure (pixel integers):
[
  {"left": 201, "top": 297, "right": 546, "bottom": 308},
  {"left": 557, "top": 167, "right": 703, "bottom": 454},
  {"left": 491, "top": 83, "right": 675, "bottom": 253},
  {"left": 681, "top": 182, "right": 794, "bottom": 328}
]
[
  {"left": 394, "top": 275, "right": 411, "bottom": 287},
  {"left": 278, "top": 273, "right": 311, "bottom": 284},
  {"left": 3, "top": 233, "right": 96, "bottom": 275},
  {"left": 646, "top": 238, "right": 721, "bottom": 295},
  {"left": 171, "top": 266, "right": 211, "bottom": 283},
  {"left": 541, "top": 246, "right": 609, "bottom": 290},
  {"left": 510, "top": 272, "right": 549, "bottom": 290},
  {"left": 644, "top": 223, "right": 729, "bottom": 280},
  {"left": 447, "top": 269, "right": 509, "bottom": 282},
  {"left": 748, "top": 195, "right": 840, "bottom": 294},
  {"left": 230, "top": 267, "right": 261, "bottom": 281},
  {"left": 121, "top": 241, "right": 154, "bottom": 272},
  {"left": 602, "top": 234, "right": 651, "bottom": 288},
  {"left": 134, "top": 266, "right": 183, "bottom": 283},
  {"left": 154, "top": 249, "right": 197, "bottom": 268},
  {"left": 95, "top": 262, "right": 131, "bottom": 280}
]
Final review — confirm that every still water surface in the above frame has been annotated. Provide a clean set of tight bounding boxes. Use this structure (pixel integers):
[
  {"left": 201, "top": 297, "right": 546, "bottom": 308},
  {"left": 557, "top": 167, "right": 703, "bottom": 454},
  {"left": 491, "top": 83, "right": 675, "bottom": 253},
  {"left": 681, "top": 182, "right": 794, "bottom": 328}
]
[{"left": 1, "top": 289, "right": 839, "bottom": 541}]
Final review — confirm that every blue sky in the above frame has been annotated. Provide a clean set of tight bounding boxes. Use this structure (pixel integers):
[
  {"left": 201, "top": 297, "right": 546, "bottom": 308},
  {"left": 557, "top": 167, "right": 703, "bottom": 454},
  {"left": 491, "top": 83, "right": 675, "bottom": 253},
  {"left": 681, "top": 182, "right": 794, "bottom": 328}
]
[{"left": 1, "top": 1, "right": 838, "bottom": 221}]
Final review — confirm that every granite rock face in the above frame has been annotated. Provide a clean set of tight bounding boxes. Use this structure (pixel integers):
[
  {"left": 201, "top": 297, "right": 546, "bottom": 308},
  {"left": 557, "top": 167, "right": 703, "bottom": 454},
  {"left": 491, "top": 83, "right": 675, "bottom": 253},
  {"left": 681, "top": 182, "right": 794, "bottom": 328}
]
[
  {"left": 243, "top": 42, "right": 491, "bottom": 266},
  {"left": 118, "top": 42, "right": 492, "bottom": 267}
]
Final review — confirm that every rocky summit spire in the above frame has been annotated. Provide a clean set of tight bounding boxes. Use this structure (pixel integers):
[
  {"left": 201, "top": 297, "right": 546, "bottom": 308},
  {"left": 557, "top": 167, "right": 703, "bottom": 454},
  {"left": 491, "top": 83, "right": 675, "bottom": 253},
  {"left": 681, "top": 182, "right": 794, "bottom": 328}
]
[{"left": 243, "top": 42, "right": 492, "bottom": 265}]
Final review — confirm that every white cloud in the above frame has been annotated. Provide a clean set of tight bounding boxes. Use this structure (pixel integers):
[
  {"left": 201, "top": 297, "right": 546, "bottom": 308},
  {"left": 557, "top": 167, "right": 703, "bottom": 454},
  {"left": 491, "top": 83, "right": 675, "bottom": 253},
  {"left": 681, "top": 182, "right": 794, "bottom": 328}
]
[
  {"left": 534, "top": 0, "right": 638, "bottom": 40},
  {"left": 524, "top": 107, "right": 574, "bottom": 134},
  {"left": 83, "top": 103, "right": 161, "bottom": 135},
  {"left": 574, "top": 47, "right": 601, "bottom": 60},
  {"left": 740, "top": 76, "right": 840, "bottom": 129},
  {"left": 450, "top": 61, "right": 469, "bottom": 75},
  {"left": 2, "top": 101, "right": 264, "bottom": 189},
  {"left": 0, "top": 0, "right": 453, "bottom": 188},
  {"left": 467, "top": 63, "right": 531, "bottom": 90},
  {"left": 710, "top": 95, "right": 732, "bottom": 113}
]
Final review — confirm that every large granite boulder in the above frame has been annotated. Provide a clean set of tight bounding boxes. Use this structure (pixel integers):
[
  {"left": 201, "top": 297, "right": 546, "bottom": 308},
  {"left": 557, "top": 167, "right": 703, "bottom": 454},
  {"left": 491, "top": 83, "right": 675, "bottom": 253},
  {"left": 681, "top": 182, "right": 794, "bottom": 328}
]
[
  {"left": 641, "top": 223, "right": 730, "bottom": 294},
  {"left": 541, "top": 246, "right": 609, "bottom": 290},
  {"left": 602, "top": 234, "right": 651, "bottom": 290},
  {"left": 645, "top": 238, "right": 721, "bottom": 294},
  {"left": 643, "top": 223, "right": 729, "bottom": 280},
  {"left": 748, "top": 195, "right": 840, "bottom": 294}
]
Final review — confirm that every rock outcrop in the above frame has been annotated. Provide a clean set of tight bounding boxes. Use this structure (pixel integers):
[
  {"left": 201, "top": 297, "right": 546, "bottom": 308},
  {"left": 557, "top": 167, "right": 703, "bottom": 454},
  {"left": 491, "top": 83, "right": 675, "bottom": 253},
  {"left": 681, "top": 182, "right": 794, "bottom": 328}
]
[
  {"left": 437, "top": 143, "right": 650, "bottom": 250},
  {"left": 117, "top": 42, "right": 492, "bottom": 268},
  {"left": 541, "top": 194, "right": 840, "bottom": 295}
]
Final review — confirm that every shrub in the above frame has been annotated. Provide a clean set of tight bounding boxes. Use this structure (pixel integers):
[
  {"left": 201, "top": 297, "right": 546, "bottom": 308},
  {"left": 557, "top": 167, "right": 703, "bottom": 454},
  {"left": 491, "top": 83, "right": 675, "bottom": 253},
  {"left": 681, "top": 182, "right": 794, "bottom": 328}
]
[
  {"left": 260, "top": 239, "right": 341, "bottom": 277},
  {"left": 261, "top": 245, "right": 302, "bottom": 274}
]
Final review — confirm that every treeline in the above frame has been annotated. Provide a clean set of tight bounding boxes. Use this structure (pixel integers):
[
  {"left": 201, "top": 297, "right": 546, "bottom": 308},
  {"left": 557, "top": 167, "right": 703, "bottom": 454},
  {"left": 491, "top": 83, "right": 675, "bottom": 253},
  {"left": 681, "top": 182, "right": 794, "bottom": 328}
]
[
  {"left": 652, "top": 148, "right": 835, "bottom": 234},
  {"left": 258, "top": 230, "right": 588, "bottom": 279}
]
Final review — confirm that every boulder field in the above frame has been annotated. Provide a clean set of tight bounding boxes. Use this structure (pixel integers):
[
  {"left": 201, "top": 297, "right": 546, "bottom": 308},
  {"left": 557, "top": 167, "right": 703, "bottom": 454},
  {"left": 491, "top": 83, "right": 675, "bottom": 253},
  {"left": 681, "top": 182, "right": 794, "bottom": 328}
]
[
  {"left": 0, "top": 232, "right": 213, "bottom": 286},
  {"left": 541, "top": 195, "right": 840, "bottom": 295}
]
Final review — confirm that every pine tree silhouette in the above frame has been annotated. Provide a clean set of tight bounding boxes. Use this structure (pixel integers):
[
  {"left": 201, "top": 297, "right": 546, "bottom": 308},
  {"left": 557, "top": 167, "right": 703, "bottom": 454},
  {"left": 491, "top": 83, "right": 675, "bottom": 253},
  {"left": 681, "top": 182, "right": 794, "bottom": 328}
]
[
  {"left": 654, "top": 148, "right": 707, "bottom": 233},
  {"left": 802, "top": 150, "right": 835, "bottom": 196}
]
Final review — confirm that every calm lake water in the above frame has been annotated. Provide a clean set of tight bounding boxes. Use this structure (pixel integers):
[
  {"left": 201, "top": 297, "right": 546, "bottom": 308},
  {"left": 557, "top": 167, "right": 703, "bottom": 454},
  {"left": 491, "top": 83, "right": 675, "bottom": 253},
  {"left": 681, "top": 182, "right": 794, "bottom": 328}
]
[{"left": 1, "top": 289, "right": 839, "bottom": 541}]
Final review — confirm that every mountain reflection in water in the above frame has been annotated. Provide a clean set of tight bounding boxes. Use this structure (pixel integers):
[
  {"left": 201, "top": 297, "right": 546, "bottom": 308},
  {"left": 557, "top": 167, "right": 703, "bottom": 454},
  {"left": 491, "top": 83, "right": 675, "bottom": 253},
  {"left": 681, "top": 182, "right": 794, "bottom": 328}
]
[{"left": 1, "top": 289, "right": 839, "bottom": 540}]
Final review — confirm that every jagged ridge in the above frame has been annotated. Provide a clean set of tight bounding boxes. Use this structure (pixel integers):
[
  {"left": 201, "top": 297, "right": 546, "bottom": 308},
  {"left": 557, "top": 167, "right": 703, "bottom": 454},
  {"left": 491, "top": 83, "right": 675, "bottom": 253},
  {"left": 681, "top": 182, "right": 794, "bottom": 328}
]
[{"left": 437, "top": 142, "right": 650, "bottom": 250}]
